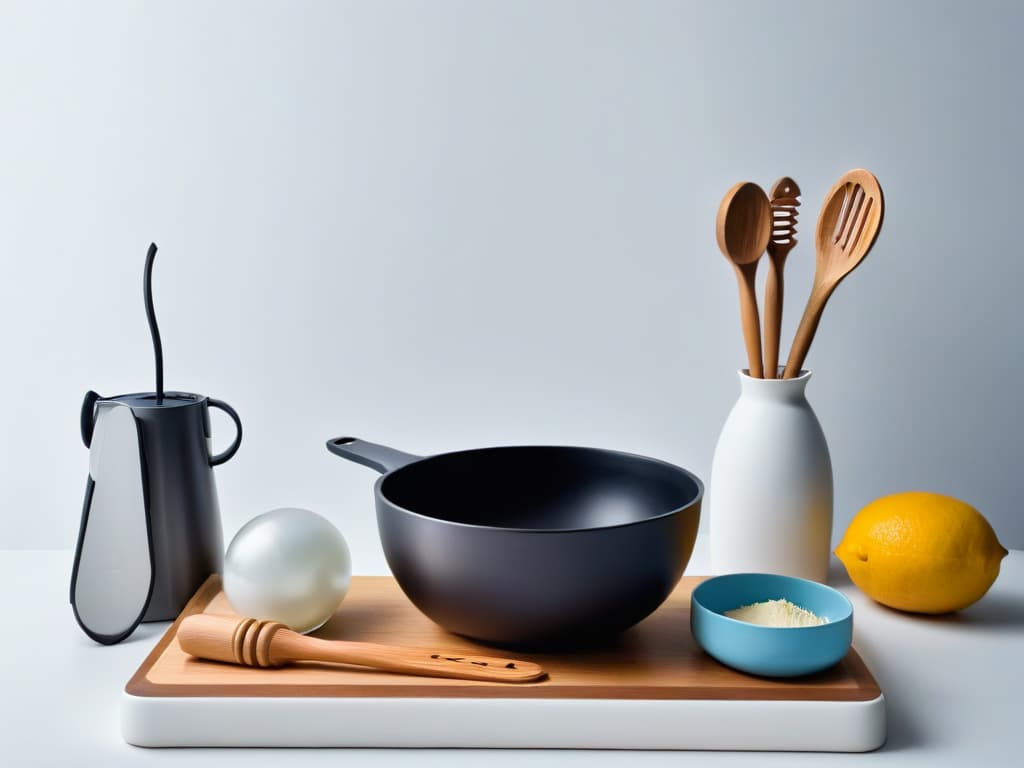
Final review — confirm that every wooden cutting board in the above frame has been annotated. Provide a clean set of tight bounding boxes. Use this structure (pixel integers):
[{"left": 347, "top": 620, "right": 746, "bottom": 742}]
[{"left": 122, "top": 575, "right": 885, "bottom": 750}]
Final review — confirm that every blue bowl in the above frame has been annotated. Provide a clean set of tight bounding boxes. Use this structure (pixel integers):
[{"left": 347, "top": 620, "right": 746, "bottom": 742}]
[{"left": 690, "top": 573, "right": 853, "bottom": 677}]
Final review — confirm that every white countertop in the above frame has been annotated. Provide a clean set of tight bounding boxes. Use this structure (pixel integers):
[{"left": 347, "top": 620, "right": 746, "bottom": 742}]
[{"left": 2, "top": 541, "right": 1022, "bottom": 766}]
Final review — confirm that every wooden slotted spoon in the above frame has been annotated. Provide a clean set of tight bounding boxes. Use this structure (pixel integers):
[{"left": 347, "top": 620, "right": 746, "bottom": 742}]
[
  {"left": 782, "top": 170, "right": 884, "bottom": 379},
  {"left": 764, "top": 177, "right": 801, "bottom": 379},
  {"left": 716, "top": 181, "right": 773, "bottom": 378}
]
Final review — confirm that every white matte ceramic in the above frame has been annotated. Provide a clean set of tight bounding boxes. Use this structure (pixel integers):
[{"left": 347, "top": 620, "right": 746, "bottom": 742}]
[
  {"left": 222, "top": 508, "right": 351, "bottom": 633},
  {"left": 121, "top": 693, "right": 885, "bottom": 750},
  {"left": 709, "top": 370, "right": 833, "bottom": 582}
]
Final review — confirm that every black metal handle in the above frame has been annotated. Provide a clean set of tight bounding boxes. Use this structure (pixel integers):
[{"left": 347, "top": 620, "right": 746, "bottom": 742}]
[
  {"left": 207, "top": 398, "right": 242, "bottom": 466},
  {"left": 326, "top": 437, "right": 421, "bottom": 474},
  {"left": 80, "top": 391, "right": 102, "bottom": 448}
]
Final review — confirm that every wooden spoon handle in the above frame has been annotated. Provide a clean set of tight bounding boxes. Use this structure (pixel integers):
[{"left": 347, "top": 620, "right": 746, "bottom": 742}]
[
  {"left": 734, "top": 264, "right": 764, "bottom": 378},
  {"left": 782, "top": 286, "right": 829, "bottom": 378},
  {"left": 763, "top": 257, "right": 784, "bottom": 379},
  {"left": 178, "top": 614, "right": 547, "bottom": 684}
]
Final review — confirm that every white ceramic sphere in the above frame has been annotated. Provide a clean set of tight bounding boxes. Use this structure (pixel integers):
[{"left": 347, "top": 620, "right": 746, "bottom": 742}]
[{"left": 223, "top": 508, "right": 351, "bottom": 633}]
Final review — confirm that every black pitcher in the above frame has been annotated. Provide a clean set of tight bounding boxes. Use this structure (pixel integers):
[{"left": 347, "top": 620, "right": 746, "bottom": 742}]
[{"left": 70, "top": 244, "right": 242, "bottom": 644}]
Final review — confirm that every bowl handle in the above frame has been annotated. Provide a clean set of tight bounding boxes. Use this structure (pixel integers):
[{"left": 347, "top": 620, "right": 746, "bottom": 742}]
[{"left": 325, "top": 437, "right": 422, "bottom": 474}]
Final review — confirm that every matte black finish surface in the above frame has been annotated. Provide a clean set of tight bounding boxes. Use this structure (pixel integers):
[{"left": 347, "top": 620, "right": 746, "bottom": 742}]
[
  {"left": 122, "top": 393, "right": 227, "bottom": 620},
  {"left": 327, "top": 437, "right": 702, "bottom": 647},
  {"left": 77, "top": 391, "right": 239, "bottom": 623},
  {"left": 143, "top": 242, "right": 164, "bottom": 400},
  {"left": 71, "top": 243, "right": 242, "bottom": 643}
]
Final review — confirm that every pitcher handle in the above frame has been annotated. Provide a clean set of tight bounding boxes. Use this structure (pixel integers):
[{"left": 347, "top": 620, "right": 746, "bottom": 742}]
[
  {"left": 208, "top": 398, "right": 243, "bottom": 466},
  {"left": 80, "top": 391, "right": 102, "bottom": 447}
]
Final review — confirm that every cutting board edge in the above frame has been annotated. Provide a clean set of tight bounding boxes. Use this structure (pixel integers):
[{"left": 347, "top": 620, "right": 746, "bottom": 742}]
[{"left": 121, "top": 690, "right": 887, "bottom": 751}]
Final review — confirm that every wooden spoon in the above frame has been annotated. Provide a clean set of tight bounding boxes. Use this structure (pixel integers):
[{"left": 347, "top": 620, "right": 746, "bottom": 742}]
[
  {"left": 782, "top": 169, "right": 884, "bottom": 378},
  {"left": 763, "top": 177, "right": 801, "bottom": 379},
  {"left": 178, "top": 613, "right": 547, "bottom": 684},
  {"left": 716, "top": 182, "right": 773, "bottom": 378}
]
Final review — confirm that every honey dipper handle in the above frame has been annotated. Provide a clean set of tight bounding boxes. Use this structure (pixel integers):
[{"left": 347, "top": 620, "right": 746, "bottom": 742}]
[
  {"left": 763, "top": 259, "right": 784, "bottom": 379},
  {"left": 178, "top": 614, "right": 546, "bottom": 684},
  {"left": 275, "top": 632, "right": 546, "bottom": 683}
]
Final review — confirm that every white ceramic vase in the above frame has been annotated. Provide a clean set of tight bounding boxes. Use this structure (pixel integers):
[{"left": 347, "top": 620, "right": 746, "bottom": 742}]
[{"left": 709, "top": 370, "right": 833, "bottom": 582}]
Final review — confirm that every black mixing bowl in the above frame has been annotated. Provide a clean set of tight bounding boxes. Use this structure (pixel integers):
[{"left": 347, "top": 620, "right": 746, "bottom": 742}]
[{"left": 327, "top": 437, "right": 702, "bottom": 647}]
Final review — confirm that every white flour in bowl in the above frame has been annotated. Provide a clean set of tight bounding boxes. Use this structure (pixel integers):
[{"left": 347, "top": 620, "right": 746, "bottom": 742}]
[{"left": 724, "top": 598, "right": 827, "bottom": 627}]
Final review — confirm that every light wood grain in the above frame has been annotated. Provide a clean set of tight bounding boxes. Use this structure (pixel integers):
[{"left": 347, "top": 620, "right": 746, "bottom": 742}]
[
  {"left": 716, "top": 181, "right": 772, "bottom": 378},
  {"left": 783, "top": 169, "right": 884, "bottom": 378},
  {"left": 764, "top": 177, "right": 801, "bottom": 378},
  {"left": 178, "top": 613, "right": 546, "bottom": 683},
  {"left": 125, "top": 575, "right": 881, "bottom": 702}
]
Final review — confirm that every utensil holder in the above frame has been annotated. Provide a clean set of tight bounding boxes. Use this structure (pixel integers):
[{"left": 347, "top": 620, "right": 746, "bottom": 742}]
[{"left": 708, "top": 369, "right": 832, "bottom": 582}]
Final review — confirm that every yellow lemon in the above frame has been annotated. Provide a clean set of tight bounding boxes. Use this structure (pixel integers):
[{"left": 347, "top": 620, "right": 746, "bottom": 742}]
[{"left": 835, "top": 491, "right": 1008, "bottom": 614}]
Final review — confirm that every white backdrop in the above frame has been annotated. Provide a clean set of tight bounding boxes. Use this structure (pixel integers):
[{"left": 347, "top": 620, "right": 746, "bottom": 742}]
[{"left": 2, "top": 0, "right": 1021, "bottom": 568}]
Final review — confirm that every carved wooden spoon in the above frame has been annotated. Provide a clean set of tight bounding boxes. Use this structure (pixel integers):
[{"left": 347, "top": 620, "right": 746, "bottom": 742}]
[
  {"left": 716, "top": 181, "right": 772, "bottom": 378},
  {"left": 764, "top": 177, "right": 801, "bottom": 379},
  {"left": 179, "top": 614, "right": 547, "bottom": 683},
  {"left": 782, "top": 169, "right": 884, "bottom": 378}
]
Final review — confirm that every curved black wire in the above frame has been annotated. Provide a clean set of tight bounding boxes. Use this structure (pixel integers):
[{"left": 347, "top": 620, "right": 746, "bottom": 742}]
[{"left": 143, "top": 243, "right": 164, "bottom": 401}]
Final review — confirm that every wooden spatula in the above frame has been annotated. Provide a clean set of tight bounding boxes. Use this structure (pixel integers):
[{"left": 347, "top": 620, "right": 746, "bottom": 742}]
[
  {"left": 782, "top": 170, "right": 884, "bottom": 378},
  {"left": 178, "top": 614, "right": 547, "bottom": 683}
]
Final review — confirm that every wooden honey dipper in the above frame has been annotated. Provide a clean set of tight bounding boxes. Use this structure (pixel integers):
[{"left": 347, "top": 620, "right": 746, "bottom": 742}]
[{"left": 178, "top": 614, "right": 547, "bottom": 684}]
